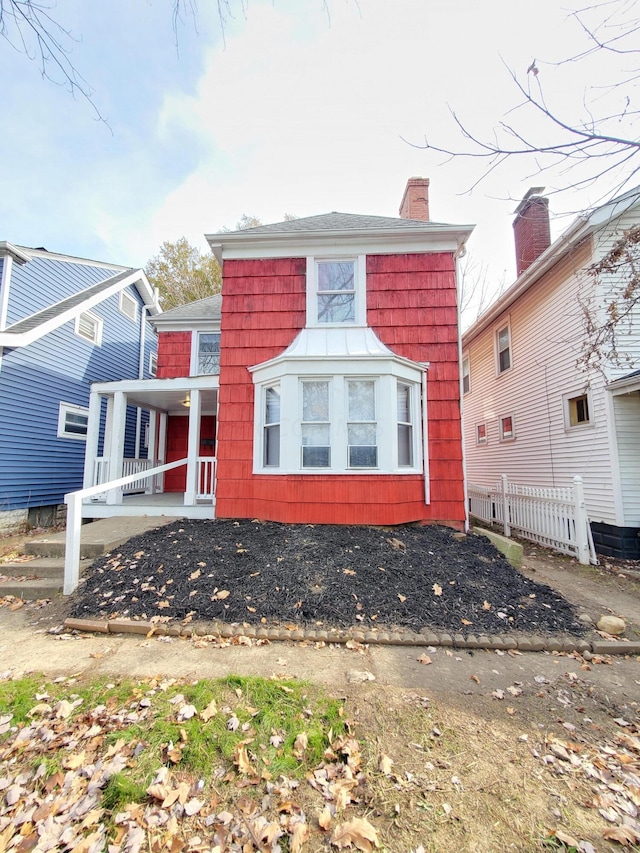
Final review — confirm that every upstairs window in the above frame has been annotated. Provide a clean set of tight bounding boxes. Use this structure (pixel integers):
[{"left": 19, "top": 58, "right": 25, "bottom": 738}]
[
  {"left": 500, "top": 415, "right": 515, "bottom": 441},
  {"left": 75, "top": 311, "right": 102, "bottom": 345},
  {"left": 462, "top": 355, "right": 470, "bottom": 394},
  {"left": 307, "top": 256, "right": 366, "bottom": 326},
  {"left": 347, "top": 379, "right": 377, "bottom": 468},
  {"left": 196, "top": 333, "right": 221, "bottom": 375},
  {"left": 119, "top": 290, "right": 138, "bottom": 322},
  {"left": 149, "top": 351, "right": 158, "bottom": 377},
  {"left": 496, "top": 324, "right": 511, "bottom": 373},
  {"left": 301, "top": 380, "right": 331, "bottom": 468},
  {"left": 476, "top": 423, "right": 487, "bottom": 444}
]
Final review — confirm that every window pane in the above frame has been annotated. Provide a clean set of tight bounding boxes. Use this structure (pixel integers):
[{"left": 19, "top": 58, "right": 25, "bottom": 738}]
[
  {"left": 66, "top": 412, "right": 88, "bottom": 435},
  {"left": 303, "top": 382, "right": 329, "bottom": 421},
  {"left": 317, "top": 261, "right": 354, "bottom": 291},
  {"left": 198, "top": 333, "right": 221, "bottom": 374},
  {"left": 265, "top": 386, "right": 280, "bottom": 424},
  {"left": 569, "top": 395, "right": 590, "bottom": 426},
  {"left": 498, "top": 327, "right": 509, "bottom": 349},
  {"left": 302, "top": 446, "right": 330, "bottom": 467},
  {"left": 348, "top": 380, "right": 375, "bottom": 420},
  {"left": 317, "top": 292, "right": 355, "bottom": 323},
  {"left": 397, "top": 384, "right": 410, "bottom": 422},
  {"left": 499, "top": 348, "right": 511, "bottom": 372},
  {"left": 398, "top": 424, "right": 412, "bottom": 466},
  {"left": 302, "top": 423, "right": 330, "bottom": 446},
  {"left": 348, "top": 423, "right": 375, "bottom": 446},
  {"left": 349, "top": 446, "right": 377, "bottom": 467},
  {"left": 264, "top": 424, "right": 280, "bottom": 466}
]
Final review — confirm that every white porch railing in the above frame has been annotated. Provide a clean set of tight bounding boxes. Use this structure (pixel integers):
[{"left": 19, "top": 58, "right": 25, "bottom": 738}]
[
  {"left": 468, "top": 474, "right": 598, "bottom": 565},
  {"left": 64, "top": 458, "right": 189, "bottom": 595},
  {"left": 94, "top": 457, "right": 160, "bottom": 496},
  {"left": 197, "top": 457, "right": 216, "bottom": 501}
]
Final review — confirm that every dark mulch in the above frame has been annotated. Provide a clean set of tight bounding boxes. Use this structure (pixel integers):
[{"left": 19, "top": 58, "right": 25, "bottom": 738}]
[{"left": 70, "top": 519, "right": 585, "bottom": 636}]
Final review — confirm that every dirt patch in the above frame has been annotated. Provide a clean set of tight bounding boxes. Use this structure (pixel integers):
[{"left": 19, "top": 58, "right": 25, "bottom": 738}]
[{"left": 68, "top": 519, "right": 586, "bottom": 636}]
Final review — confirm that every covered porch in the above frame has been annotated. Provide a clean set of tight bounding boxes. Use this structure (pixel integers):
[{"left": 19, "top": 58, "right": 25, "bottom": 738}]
[{"left": 82, "top": 375, "right": 219, "bottom": 519}]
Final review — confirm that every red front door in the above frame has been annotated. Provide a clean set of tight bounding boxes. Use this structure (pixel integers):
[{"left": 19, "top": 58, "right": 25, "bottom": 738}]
[{"left": 164, "top": 415, "right": 216, "bottom": 492}]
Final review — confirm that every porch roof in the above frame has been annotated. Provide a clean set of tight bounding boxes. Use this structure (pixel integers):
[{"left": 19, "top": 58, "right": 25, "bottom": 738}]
[{"left": 90, "top": 375, "right": 219, "bottom": 413}]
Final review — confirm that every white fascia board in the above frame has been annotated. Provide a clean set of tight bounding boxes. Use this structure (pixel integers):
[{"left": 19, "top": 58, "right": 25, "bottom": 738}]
[
  {"left": 249, "top": 354, "right": 426, "bottom": 385},
  {"left": 15, "top": 246, "right": 132, "bottom": 270},
  {"left": 132, "top": 272, "right": 161, "bottom": 314},
  {"left": 0, "top": 270, "right": 156, "bottom": 347},
  {"left": 0, "top": 242, "right": 30, "bottom": 264},
  {"left": 207, "top": 225, "right": 474, "bottom": 263},
  {"left": 153, "top": 320, "right": 220, "bottom": 333},
  {"left": 91, "top": 374, "right": 219, "bottom": 395},
  {"left": 607, "top": 374, "right": 640, "bottom": 395}
]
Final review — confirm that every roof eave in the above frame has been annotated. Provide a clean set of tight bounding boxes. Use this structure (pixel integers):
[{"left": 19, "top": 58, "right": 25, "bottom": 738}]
[{"left": 0, "top": 242, "right": 30, "bottom": 264}]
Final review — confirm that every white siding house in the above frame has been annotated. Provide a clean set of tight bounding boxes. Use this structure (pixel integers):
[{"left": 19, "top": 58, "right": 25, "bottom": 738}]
[{"left": 462, "top": 187, "right": 640, "bottom": 559}]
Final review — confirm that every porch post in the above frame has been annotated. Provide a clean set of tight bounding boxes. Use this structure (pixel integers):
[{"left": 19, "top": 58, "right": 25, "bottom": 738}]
[
  {"left": 147, "top": 410, "right": 158, "bottom": 494},
  {"left": 83, "top": 391, "right": 102, "bottom": 489},
  {"left": 185, "top": 389, "right": 201, "bottom": 506},
  {"left": 106, "top": 391, "right": 126, "bottom": 505}
]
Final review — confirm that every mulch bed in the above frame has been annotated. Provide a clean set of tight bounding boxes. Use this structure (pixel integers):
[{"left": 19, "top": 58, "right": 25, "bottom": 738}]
[{"left": 69, "top": 519, "right": 585, "bottom": 636}]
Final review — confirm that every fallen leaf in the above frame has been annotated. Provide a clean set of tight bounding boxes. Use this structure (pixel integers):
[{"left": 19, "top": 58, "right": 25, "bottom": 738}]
[
  {"left": 290, "top": 821, "right": 310, "bottom": 853},
  {"left": 482, "top": 600, "right": 492, "bottom": 610},
  {"left": 200, "top": 700, "right": 218, "bottom": 722},
  {"left": 184, "top": 798, "right": 204, "bottom": 816},
  {"left": 213, "top": 590, "right": 230, "bottom": 600},
  {"left": 234, "top": 742, "right": 256, "bottom": 775},
  {"left": 461, "top": 618, "right": 473, "bottom": 626},
  {"left": 343, "top": 569, "right": 356, "bottom": 576},
  {"left": 397, "top": 594, "right": 407, "bottom": 602},
  {"left": 378, "top": 754, "right": 394, "bottom": 775},
  {"left": 432, "top": 584, "right": 443, "bottom": 596},
  {"left": 189, "top": 569, "right": 201, "bottom": 580},
  {"left": 417, "top": 654, "right": 432, "bottom": 665},
  {"left": 470, "top": 675, "right": 480, "bottom": 684},
  {"left": 318, "top": 805, "right": 333, "bottom": 831},
  {"left": 293, "top": 732, "right": 308, "bottom": 758},
  {"left": 332, "top": 817, "right": 381, "bottom": 851}
]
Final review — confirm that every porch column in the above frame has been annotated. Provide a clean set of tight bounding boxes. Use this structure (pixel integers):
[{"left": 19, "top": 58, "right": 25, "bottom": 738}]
[
  {"left": 185, "top": 389, "right": 201, "bottom": 506},
  {"left": 83, "top": 391, "right": 102, "bottom": 489},
  {"left": 106, "top": 391, "right": 126, "bottom": 505},
  {"left": 158, "top": 411, "right": 168, "bottom": 494},
  {"left": 147, "top": 410, "right": 158, "bottom": 494}
]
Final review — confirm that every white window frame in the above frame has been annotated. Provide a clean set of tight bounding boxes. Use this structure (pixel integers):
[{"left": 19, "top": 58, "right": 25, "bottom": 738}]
[
  {"left": 499, "top": 414, "right": 515, "bottom": 441},
  {"left": 476, "top": 422, "right": 488, "bottom": 445},
  {"left": 462, "top": 354, "right": 470, "bottom": 395},
  {"left": 57, "top": 402, "right": 89, "bottom": 440},
  {"left": 346, "top": 378, "right": 378, "bottom": 469},
  {"left": 396, "top": 381, "right": 414, "bottom": 467},
  {"left": 190, "top": 330, "right": 221, "bottom": 376},
  {"left": 119, "top": 290, "right": 138, "bottom": 322},
  {"left": 263, "top": 383, "right": 281, "bottom": 467},
  {"left": 495, "top": 321, "right": 512, "bottom": 375},
  {"left": 306, "top": 255, "right": 366, "bottom": 327},
  {"left": 301, "top": 379, "right": 332, "bottom": 468},
  {"left": 75, "top": 310, "right": 102, "bottom": 346},
  {"left": 149, "top": 351, "right": 158, "bottom": 377},
  {"left": 563, "top": 391, "right": 593, "bottom": 430}
]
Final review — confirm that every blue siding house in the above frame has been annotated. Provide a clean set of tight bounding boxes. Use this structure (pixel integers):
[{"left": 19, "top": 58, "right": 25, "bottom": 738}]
[{"left": 0, "top": 242, "right": 160, "bottom": 533}]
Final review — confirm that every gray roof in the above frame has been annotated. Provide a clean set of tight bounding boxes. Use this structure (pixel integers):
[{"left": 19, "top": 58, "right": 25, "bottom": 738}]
[
  {"left": 153, "top": 294, "right": 222, "bottom": 325},
  {"left": 208, "top": 212, "right": 454, "bottom": 237},
  {"left": 3, "top": 269, "right": 136, "bottom": 335}
]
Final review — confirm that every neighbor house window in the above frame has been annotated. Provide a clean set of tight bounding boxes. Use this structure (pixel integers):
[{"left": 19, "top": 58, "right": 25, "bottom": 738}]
[
  {"left": 496, "top": 324, "right": 511, "bottom": 373},
  {"left": 119, "top": 290, "right": 138, "bottom": 322},
  {"left": 462, "top": 355, "right": 470, "bottom": 394},
  {"left": 75, "top": 311, "right": 102, "bottom": 345},
  {"left": 263, "top": 385, "right": 281, "bottom": 467},
  {"left": 397, "top": 383, "right": 414, "bottom": 466},
  {"left": 149, "top": 352, "right": 157, "bottom": 377},
  {"left": 565, "top": 393, "right": 591, "bottom": 428},
  {"left": 500, "top": 415, "right": 515, "bottom": 440},
  {"left": 476, "top": 423, "right": 487, "bottom": 445},
  {"left": 57, "top": 402, "right": 89, "bottom": 440},
  {"left": 347, "top": 379, "right": 377, "bottom": 468},
  {"left": 196, "top": 333, "right": 221, "bottom": 375},
  {"left": 301, "top": 380, "right": 331, "bottom": 468}
]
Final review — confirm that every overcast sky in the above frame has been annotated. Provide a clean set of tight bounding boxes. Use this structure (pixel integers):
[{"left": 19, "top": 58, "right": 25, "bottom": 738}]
[{"left": 1, "top": 0, "right": 635, "bottom": 319}]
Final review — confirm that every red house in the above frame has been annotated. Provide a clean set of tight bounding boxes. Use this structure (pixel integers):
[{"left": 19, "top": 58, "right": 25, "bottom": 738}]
[{"left": 75, "top": 179, "right": 473, "bottom": 536}]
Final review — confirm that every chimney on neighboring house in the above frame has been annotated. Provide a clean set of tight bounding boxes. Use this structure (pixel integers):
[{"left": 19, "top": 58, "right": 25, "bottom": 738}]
[
  {"left": 399, "top": 176, "right": 430, "bottom": 221},
  {"left": 513, "top": 187, "right": 551, "bottom": 276}
]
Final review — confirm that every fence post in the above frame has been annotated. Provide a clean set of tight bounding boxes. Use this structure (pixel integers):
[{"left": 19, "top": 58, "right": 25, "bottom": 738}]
[
  {"left": 63, "top": 492, "right": 82, "bottom": 595},
  {"left": 573, "top": 475, "right": 590, "bottom": 565},
  {"left": 501, "top": 474, "right": 511, "bottom": 537}
]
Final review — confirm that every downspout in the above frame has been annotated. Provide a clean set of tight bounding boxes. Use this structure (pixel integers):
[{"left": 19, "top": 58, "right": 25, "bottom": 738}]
[{"left": 422, "top": 365, "right": 430, "bottom": 505}]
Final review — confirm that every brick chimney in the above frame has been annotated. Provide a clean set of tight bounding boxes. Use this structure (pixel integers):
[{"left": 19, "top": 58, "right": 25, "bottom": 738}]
[
  {"left": 399, "top": 177, "right": 430, "bottom": 221},
  {"left": 513, "top": 188, "right": 551, "bottom": 276}
]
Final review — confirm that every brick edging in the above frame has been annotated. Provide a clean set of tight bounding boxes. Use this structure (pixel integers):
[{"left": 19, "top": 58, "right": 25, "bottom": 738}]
[{"left": 62, "top": 618, "right": 640, "bottom": 655}]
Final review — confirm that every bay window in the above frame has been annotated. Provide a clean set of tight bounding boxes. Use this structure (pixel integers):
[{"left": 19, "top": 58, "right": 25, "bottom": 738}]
[
  {"left": 347, "top": 380, "right": 377, "bottom": 468},
  {"left": 301, "top": 381, "right": 331, "bottom": 468},
  {"left": 263, "top": 385, "right": 281, "bottom": 466},
  {"left": 397, "top": 383, "right": 413, "bottom": 467}
]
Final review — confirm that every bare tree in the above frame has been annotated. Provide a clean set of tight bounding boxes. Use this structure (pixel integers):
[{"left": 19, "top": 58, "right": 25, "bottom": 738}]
[{"left": 414, "top": 0, "right": 640, "bottom": 200}]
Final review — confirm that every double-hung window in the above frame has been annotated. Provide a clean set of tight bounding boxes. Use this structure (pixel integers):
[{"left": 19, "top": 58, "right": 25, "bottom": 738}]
[
  {"left": 397, "top": 383, "right": 414, "bottom": 466},
  {"left": 347, "top": 380, "right": 377, "bottom": 468},
  {"left": 497, "top": 325, "right": 511, "bottom": 373},
  {"left": 263, "top": 385, "right": 281, "bottom": 466},
  {"left": 196, "top": 332, "right": 221, "bottom": 375},
  {"left": 317, "top": 261, "right": 355, "bottom": 323},
  {"left": 301, "top": 380, "right": 331, "bottom": 468}
]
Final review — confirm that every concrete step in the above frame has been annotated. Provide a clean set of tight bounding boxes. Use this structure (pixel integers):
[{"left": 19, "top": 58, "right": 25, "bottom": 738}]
[
  {"left": 0, "top": 577, "right": 63, "bottom": 599},
  {"left": 0, "top": 557, "right": 93, "bottom": 579},
  {"left": 23, "top": 516, "right": 176, "bottom": 559}
]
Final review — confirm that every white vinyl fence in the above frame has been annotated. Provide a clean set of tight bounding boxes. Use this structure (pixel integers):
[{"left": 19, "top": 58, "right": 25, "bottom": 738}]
[{"left": 468, "top": 475, "right": 598, "bottom": 565}]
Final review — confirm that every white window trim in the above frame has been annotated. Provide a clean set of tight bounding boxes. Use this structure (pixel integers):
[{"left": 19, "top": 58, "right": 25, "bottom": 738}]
[
  {"left": 253, "top": 369, "right": 423, "bottom": 475},
  {"left": 119, "top": 290, "right": 138, "bottom": 322},
  {"left": 149, "top": 351, "right": 158, "bottom": 377},
  {"left": 495, "top": 320, "right": 512, "bottom": 376},
  {"left": 499, "top": 414, "right": 515, "bottom": 442},
  {"left": 306, "top": 255, "right": 367, "bottom": 328},
  {"left": 563, "top": 390, "right": 594, "bottom": 431},
  {"left": 190, "top": 330, "right": 221, "bottom": 376},
  {"left": 74, "top": 310, "right": 103, "bottom": 346},
  {"left": 57, "top": 401, "right": 89, "bottom": 440}
]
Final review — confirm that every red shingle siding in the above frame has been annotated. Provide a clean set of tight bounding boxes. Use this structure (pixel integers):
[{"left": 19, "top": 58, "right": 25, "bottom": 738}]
[
  {"left": 157, "top": 331, "right": 192, "bottom": 379},
  {"left": 215, "top": 252, "right": 465, "bottom": 528}
]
